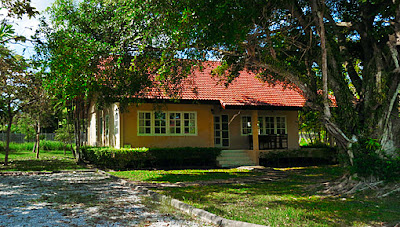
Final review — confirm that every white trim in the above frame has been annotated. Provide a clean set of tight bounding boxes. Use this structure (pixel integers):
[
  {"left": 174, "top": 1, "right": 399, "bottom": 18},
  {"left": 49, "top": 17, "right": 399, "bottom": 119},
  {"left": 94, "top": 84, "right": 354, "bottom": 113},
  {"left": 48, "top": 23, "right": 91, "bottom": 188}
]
[
  {"left": 258, "top": 115, "right": 287, "bottom": 135},
  {"left": 214, "top": 114, "right": 230, "bottom": 147},
  {"left": 240, "top": 115, "right": 253, "bottom": 136},
  {"left": 137, "top": 110, "right": 198, "bottom": 136}
]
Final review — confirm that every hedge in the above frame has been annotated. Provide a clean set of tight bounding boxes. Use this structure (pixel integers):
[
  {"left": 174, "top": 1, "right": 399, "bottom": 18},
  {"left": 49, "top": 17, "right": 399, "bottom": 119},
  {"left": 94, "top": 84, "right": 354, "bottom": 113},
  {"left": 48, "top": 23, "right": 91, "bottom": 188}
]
[{"left": 81, "top": 146, "right": 221, "bottom": 170}]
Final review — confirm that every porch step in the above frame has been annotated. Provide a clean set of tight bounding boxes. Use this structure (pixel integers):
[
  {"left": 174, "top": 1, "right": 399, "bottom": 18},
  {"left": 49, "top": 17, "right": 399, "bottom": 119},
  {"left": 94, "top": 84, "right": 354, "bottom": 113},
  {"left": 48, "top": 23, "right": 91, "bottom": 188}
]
[{"left": 217, "top": 150, "right": 256, "bottom": 168}]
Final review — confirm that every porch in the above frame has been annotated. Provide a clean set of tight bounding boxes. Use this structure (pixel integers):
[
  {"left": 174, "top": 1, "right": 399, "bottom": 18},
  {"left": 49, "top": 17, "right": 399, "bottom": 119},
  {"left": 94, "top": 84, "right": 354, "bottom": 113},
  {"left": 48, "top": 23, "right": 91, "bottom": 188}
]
[{"left": 214, "top": 109, "right": 296, "bottom": 167}]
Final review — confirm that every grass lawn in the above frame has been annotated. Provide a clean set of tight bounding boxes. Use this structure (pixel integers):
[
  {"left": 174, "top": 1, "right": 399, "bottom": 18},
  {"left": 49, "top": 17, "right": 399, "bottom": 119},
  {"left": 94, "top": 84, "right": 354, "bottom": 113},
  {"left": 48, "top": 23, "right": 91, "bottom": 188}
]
[
  {"left": 109, "top": 168, "right": 265, "bottom": 183},
  {"left": 0, "top": 142, "right": 86, "bottom": 172},
  {"left": 112, "top": 166, "right": 400, "bottom": 226}
]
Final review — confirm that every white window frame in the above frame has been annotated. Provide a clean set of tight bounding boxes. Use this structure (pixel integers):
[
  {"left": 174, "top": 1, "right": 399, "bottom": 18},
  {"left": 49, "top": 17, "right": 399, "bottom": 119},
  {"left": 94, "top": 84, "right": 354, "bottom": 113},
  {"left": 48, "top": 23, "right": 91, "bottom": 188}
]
[
  {"left": 137, "top": 111, "right": 198, "bottom": 136},
  {"left": 258, "top": 115, "right": 287, "bottom": 135},
  {"left": 214, "top": 115, "right": 230, "bottom": 147},
  {"left": 241, "top": 116, "right": 253, "bottom": 136},
  {"left": 114, "top": 108, "right": 119, "bottom": 136},
  {"left": 105, "top": 115, "right": 110, "bottom": 136}
]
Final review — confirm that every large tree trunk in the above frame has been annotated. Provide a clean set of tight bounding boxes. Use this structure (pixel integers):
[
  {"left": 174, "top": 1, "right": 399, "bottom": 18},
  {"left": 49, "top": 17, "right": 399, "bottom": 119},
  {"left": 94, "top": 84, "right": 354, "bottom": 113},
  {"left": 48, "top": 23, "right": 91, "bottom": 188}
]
[{"left": 380, "top": 95, "right": 400, "bottom": 157}]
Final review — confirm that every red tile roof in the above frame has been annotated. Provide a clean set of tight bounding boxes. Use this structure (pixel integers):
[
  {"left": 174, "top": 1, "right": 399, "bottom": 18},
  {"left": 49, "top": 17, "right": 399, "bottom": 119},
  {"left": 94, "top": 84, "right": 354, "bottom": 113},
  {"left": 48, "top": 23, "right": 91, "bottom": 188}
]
[{"left": 144, "top": 61, "right": 306, "bottom": 108}]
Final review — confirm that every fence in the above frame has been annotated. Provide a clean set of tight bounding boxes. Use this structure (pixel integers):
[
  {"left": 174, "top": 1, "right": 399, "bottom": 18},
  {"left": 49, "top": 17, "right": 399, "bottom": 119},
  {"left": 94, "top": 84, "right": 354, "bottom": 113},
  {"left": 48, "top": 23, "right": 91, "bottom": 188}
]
[{"left": 0, "top": 133, "right": 56, "bottom": 143}]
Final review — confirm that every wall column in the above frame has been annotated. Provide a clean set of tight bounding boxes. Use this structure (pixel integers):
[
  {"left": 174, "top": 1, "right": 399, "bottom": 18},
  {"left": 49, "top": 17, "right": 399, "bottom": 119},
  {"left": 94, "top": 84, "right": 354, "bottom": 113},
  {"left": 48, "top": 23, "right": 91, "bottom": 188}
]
[{"left": 251, "top": 110, "right": 260, "bottom": 165}]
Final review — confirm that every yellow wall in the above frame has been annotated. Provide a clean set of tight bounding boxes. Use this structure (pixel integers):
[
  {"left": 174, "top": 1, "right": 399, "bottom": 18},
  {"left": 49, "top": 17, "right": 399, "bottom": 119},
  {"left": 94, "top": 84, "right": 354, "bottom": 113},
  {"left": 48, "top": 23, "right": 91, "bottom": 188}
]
[
  {"left": 122, "top": 103, "right": 214, "bottom": 148},
  {"left": 93, "top": 102, "right": 301, "bottom": 150}
]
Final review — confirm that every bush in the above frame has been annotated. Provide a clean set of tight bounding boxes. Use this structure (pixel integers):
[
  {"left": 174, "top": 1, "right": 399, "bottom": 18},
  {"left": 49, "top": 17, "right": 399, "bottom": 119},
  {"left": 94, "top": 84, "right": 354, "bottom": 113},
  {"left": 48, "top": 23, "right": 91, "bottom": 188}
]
[
  {"left": 81, "top": 146, "right": 222, "bottom": 170},
  {"left": 351, "top": 138, "right": 400, "bottom": 180},
  {"left": 81, "top": 146, "right": 149, "bottom": 170}
]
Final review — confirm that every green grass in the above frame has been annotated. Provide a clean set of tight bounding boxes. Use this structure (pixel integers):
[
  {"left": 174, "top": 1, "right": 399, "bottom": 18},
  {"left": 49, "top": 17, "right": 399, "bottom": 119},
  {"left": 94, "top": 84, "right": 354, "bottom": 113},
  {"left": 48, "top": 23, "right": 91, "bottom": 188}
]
[
  {"left": 0, "top": 142, "right": 86, "bottom": 172},
  {"left": 113, "top": 166, "right": 400, "bottom": 226},
  {"left": 109, "top": 168, "right": 264, "bottom": 183}
]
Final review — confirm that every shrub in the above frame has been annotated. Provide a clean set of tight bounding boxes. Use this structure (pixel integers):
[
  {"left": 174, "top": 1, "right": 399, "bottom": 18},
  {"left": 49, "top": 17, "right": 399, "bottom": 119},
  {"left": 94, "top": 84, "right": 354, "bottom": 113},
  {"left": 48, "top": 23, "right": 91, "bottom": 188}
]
[
  {"left": 81, "top": 146, "right": 221, "bottom": 170},
  {"left": 351, "top": 138, "right": 400, "bottom": 180}
]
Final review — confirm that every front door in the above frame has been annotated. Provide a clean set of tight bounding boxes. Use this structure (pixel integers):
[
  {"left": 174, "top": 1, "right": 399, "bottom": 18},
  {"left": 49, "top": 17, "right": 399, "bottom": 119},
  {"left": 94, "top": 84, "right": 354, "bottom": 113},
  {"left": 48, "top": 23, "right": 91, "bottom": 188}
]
[{"left": 214, "top": 115, "right": 229, "bottom": 147}]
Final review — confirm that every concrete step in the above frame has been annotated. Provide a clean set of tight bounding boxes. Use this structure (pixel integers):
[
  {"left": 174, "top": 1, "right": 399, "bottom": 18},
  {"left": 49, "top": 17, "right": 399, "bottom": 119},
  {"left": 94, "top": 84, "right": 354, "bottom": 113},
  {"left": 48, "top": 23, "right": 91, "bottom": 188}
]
[
  {"left": 217, "top": 150, "right": 256, "bottom": 168},
  {"left": 217, "top": 156, "right": 253, "bottom": 162},
  {"left": 220, "top": 150, "right": 250, "bottom": 155}
]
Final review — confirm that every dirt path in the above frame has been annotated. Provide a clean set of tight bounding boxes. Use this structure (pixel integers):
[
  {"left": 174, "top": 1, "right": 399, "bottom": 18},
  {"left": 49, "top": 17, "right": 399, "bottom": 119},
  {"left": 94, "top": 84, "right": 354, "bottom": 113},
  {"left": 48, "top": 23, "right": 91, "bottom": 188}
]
[{"left": 0, "top": 171, "right": 211, "bottom": 226}]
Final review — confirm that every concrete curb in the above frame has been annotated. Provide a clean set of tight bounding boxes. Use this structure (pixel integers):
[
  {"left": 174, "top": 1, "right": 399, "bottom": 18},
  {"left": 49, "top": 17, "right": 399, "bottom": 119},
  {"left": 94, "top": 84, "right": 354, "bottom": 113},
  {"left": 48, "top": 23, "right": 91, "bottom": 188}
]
[{"left": 99, "top": 170, "right": 267, "bottom": 227}]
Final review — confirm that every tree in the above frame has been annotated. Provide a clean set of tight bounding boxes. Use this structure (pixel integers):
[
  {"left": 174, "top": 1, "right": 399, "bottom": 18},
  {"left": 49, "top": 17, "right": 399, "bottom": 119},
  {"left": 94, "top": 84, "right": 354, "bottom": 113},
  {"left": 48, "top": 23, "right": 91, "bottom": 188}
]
[
  {"left": 0, "top": 43, "right": 31, "bottom": 165},
  {"left": 0, "top": 0, "right": 37, "bottom": 19},
  {"left": 34, "top": 0, "right": 170, "bottom": 161},
  {"left": 22, "top": 71, "right": 54, "bottom": 159},
  {"left": 127, "top": 0, "right": 399, "bottom": 164},
  {"left": 35, "top": 0, "right": 139, "bottom": 161}
]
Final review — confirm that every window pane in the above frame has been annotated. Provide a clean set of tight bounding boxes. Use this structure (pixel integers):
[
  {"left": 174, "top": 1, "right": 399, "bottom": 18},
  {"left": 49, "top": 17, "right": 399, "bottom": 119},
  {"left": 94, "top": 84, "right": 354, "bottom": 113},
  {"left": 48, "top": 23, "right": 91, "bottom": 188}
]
[
  {"left": 216, "top": 138, "right": 221, "bottom": 145},
  {"left": 241, "top": 116, "right": 252, "bottom": 135}
]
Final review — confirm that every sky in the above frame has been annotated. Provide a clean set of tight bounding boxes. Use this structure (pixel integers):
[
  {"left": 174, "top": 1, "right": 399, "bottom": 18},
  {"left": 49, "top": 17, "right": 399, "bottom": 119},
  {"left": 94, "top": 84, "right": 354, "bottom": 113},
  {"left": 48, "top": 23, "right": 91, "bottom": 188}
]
[{"left": 1, "top": 0, "right": 55, "bottom": 58}]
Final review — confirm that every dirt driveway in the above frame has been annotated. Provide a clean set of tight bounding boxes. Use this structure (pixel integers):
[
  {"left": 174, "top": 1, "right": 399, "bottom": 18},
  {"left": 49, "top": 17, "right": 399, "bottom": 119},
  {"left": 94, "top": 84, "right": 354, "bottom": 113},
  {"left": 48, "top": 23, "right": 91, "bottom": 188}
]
[{"left": 0, "top": 171, "right": 209, "bottom": 226}]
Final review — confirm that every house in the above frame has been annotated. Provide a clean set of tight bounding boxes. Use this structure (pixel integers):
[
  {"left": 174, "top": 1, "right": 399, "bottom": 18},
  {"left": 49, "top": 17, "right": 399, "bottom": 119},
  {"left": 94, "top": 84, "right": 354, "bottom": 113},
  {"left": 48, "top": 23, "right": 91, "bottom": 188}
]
[{"left": 87, "top": 61, "right": 306, "bottom": 167}]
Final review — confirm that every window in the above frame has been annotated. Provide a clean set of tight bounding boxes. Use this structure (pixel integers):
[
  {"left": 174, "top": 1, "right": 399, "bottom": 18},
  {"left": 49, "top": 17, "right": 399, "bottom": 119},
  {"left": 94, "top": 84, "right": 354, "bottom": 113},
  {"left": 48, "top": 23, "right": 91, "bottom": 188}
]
[
  {"left": 276, "top": 117, "right": 286, "bottom": 135},
  {"left": 184, "top": 113, "right": 196, "bottom": 134},
  {"left": 105, "top": 115, "right": 110, "bottom": 136},
  {"left": 114, "top": 109, "right": 119, "bottom": 135},
  {"left": 154, "top": 112, "right": 166, "bottom": 134},
  {"left": 258, "top": 116, "right": 287, "bottom": 135},
  {"left": 169, "top": 112, "right": 182, "bottom": 134},
  {"left": 241, "top": 116, "right": 252, "bottom": 135},
  {"left": 214, "top": 115, "right": 229, "bottom": 147},
  {"left": 138, "top": 111, "right": 152, "bottom": 135},
  {"left": 137, "top": 111, "right": 197, "bottom": 136},
  {"left": 99, "top": 117, "right": 103, "bottom": 136}
]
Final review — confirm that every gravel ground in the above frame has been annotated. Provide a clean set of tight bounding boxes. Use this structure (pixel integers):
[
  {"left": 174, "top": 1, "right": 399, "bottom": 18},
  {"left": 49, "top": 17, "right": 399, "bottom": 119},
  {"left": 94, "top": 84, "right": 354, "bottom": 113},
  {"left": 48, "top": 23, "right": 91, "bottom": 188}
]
[{"left": 0, "top": 171, "right": 210, "bottom": 227}]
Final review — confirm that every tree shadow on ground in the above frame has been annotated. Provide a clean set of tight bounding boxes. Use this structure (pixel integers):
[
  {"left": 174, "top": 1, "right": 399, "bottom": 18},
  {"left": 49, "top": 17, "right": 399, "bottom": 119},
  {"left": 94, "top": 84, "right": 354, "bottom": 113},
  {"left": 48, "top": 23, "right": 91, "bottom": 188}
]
[
  {"left": 159, "top": 168, "right": 400, "bottom": 226},
  {"left": 0, "top": 159, "right": 83, "bottom": 172},
  {"left": 144, "top": 171, "right": 265, "bottom": 183}
]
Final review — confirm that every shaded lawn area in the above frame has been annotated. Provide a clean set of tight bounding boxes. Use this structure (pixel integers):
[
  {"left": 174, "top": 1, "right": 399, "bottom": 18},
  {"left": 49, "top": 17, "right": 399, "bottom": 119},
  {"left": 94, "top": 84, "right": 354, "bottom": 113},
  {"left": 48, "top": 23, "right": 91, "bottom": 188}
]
[
  {"left": 0, "top": 148, "right": 86, "bottom": 172},
  {"left": 112, "top": 166, "right": 400, "bottom": 226},
  {"left": 109, "top": 169, "right": 265, "bottom": 183}
]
